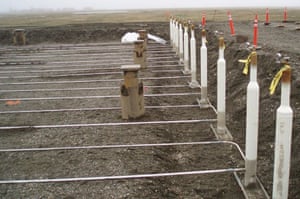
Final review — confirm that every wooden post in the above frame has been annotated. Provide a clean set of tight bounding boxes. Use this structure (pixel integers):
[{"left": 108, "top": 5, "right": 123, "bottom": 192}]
[
  {"left": 134, "top": 40, "right": 146, "bottom": 69},
  {"left": 138, "top": 29, "right": 148, "bottom": 50},
  {"left": 13, "top": 29, "right": 26, "bottom": 45},
  {"left": 120, "top": 65, "right": 145, "bottom": 119}
]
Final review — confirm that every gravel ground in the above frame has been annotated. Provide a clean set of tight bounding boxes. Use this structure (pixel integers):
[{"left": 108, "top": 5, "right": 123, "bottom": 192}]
[{"left": 0, "top": 20, "right": 299, "bottom": 198}]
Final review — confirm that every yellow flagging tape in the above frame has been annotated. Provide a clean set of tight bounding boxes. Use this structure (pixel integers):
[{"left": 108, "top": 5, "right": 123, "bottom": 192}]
[
  {"left": 269, "top": 64, "right": 291, "bottom": 95},
  {"left": 238, "top": 52, "right": 255, "bottom": 75}
]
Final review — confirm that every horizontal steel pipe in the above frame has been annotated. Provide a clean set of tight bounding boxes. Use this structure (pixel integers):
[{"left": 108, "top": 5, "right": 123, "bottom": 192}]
[
  {"left": 0, "top": 119, "right": 216, "bottom": 130},
  {"left": 0, "top": 168, "right": 244, "bottom": 184},
  {"left": 0, "top": 76, "right": 190, "bottom": 86},
  {"left": 0, "top": 104, "right": 200, "bottom": 114},
  {"left": 0, "top": 92, "right": 198, "bottom": 101}
]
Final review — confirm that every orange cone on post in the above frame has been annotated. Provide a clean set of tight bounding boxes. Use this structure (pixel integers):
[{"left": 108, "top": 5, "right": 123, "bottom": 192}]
[
  {"left": 283, "top": 7, "right": 288, "bottom": 23},
  {"left": 202, "top": 13, "right": 206, "bottom": 28},
  {"left": 253, "top": 15, "right": 258, "bottom": 49},
  {"left": 264, "top": 8, "right": 270, "bottom": 25},
  {"left": 228, "top": 12, "right": 235, "bottom": 36}
]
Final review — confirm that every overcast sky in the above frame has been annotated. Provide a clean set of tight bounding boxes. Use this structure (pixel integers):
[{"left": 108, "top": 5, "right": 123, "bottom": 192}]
[{"left": 1, "top": 0, "right": 300, "bottom": 13}]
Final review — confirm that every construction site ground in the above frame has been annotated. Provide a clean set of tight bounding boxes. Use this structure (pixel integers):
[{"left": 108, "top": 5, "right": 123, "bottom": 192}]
[{"left": 0, "top": 10, "right": 299, "bottom": 199}]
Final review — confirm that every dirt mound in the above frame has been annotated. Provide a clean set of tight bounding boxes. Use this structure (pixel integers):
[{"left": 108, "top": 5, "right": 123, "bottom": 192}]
[{"left": 0, "top": 22, "right": 169, "bottom": 45}]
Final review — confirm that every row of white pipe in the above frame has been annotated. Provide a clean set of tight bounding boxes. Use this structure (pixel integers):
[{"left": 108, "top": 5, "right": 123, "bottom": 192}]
[
  {"left": 241, "top": 50, "right": 293, "bottom": 199},
  {"left": 169, "top": 17, "right": 208, "bottom": 104},
  {"left": 170, "top": 16, "right": 293, "bottom": 199},
  {"left": 170, "top": 16, "right": 225, "bottom": 135}
]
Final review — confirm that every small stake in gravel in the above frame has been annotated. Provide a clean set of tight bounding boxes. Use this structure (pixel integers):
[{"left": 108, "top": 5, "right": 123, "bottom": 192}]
[
  {"left": 183, "top": 22, "right": 190, "bottom": 74},
  {"left": 269, "top": 61, "right": 293, "bottom": 199},
  {"left": 189, "top": 24, "right": 200, "bottom": 88},
  {"left": 179, "top": 21, "right": 184, "bottom": 63},
  {"left": 228, "top": 12, "right": 235, "bottom": 36},
  {"left": 198, "top": 29, "right": 209, "bottom": 107},
  {"left": 133, "top": 40, "right": 146, "bottom": 69},
  {"left": 240, "top": 51, "right": 260, "bottom": 187},
  {"left": 120, "top": 65, "right": 145, "bottom": 119}
]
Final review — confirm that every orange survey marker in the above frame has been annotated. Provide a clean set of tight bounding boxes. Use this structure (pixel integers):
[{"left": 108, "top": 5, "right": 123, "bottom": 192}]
[
  {"left": 5, "top": 100, "right": 21, "bottom": 106},
  {"left": 283, "top": 7, "right": 288, "bottom": 22},
  {"left": 253, "top": 15, "right": 258, "bottom": 48},
  {"left": 228, "top": 12, "right": 235, "bottom": 36},
  {"left": 265, "top": 8, "right": 270, "bottom": 25},
  {"left": 202, "top": 13, "right": 206, "bottom": 27}
]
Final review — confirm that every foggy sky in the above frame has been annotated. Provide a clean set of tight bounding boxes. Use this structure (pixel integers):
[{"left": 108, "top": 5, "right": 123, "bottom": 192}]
[{"left": 1, "top": 0, "right": 300, "bottom": 13}]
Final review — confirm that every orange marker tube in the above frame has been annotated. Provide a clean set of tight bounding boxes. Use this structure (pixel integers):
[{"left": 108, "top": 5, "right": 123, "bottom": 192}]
[
  {"left": 283, "top": 7, "right": 288, "bottom": 22},
  {"left": 202, "top": 13, "right": 206, "bottom": 27},
  {"left": 265, "top": 8, "right": 270, "bottom": 25},
  {"left": 228, "top": 12, "right": 235, "bottom": 36},
  {"left": 253, "top": 15, "right": 258, "bottom": 48}
]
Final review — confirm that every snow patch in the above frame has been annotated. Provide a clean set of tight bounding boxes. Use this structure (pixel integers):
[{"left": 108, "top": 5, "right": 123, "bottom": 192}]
[{"left": 121, "top": 32, "right": 166, "bottom": 45}]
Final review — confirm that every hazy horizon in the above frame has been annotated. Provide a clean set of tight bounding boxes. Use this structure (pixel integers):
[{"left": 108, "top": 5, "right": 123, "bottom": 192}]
[{"left": 1, "top": 0, "right": 300, "bottom": 14}]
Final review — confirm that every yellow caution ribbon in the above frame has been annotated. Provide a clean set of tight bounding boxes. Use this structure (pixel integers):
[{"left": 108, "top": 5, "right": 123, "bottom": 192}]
[
  {"left": 238, "top": 52, "right": 255, "bottom": 75},
  {"left": 269, "top": 64, "right": 291, "bottom": 95}
]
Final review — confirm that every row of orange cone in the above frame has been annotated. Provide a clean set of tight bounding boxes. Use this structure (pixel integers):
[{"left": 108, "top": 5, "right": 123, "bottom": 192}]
[{"left": 200, "top": 8, "right": 289, "bottom": 49}]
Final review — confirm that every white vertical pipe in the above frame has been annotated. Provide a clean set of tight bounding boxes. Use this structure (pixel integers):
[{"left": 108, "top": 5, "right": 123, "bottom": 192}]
[
  {"left": 217, "top": 37, "right": 226, "bottom": 134},
  {"left": 175, "top": 20, "right": 179, "bottom": 55},
  {"left": 244, "top": 51, "right": 260, "bottom": 187},
  {"left": 183, "top": 24, "right": 190, "bottom": 74},
  {"left": 200, "top": 29, "right": 208, "bottom": 105},
  {"left": 179, "top": 22, "right": 184, "bottom": 63},
  {"left": 169, "top": 17, "right": 173, "bottom": 44},
  {"left": 189, "top": 26, "right": 199, "bottom": 88},
  {"left": 272, "top": 67, "right": 293, "bottom": 199},
  {"left": 173, "top": 19, "right": 176, "bottom": 51},
  {"left": 177, "top": 21, "right": 181, "bottom": 55}
]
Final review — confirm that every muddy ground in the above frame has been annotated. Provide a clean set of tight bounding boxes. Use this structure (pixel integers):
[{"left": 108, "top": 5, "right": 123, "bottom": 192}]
[{"left": 0, "top": 19, "right": 299, "bottom": 199}]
